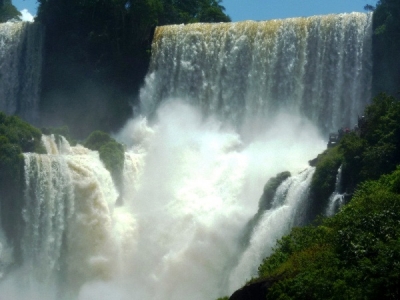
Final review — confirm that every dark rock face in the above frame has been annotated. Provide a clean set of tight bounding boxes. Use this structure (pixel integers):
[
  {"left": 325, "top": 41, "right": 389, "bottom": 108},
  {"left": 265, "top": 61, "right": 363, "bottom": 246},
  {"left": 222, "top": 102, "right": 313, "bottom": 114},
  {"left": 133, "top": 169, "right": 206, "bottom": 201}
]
[
  {"left": 229, "top": 276, "right": 282, "bottom": 300},
  {"left": 229, "top": 281, "right": 267, "bottom": 300}
]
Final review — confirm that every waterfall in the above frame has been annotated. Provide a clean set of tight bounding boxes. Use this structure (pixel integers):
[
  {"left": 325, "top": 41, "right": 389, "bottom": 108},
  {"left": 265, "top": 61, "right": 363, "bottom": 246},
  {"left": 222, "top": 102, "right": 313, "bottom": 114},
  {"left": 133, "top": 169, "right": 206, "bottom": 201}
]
[
  {"left": 228, "top": 167, "right": 315, "bottom": 292},
  {"left": 325, "top": 165, "right": 345, "bottom": 216},
  {"left": 0, "top": 21, "right": 43, "bottom": 123},
  {"left": 1, "top": 135, "right": 136, "bottom": 299},
  {"left": 142, "top": 13, "right": 372, "bottom": 134},
  {"left": 0, "top": 12, "right": 373, "bottom": 300}
]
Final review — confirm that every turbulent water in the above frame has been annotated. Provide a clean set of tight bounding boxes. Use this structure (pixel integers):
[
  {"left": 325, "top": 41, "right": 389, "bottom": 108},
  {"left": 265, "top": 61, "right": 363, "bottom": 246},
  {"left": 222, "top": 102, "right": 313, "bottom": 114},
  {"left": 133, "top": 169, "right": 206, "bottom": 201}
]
[
  {"left": 0, "top": 21, "right": 43, "bottom": 123},
  {"left": 0, "top": 12, "right": 372, "bottom": 300}
]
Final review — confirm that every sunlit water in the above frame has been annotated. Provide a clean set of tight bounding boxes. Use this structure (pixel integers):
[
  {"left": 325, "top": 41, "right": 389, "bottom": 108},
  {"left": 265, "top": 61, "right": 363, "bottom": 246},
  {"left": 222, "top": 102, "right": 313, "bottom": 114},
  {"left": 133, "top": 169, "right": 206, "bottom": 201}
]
[{"left": 0, "top": 12, "right": 372, "bottom": 300}]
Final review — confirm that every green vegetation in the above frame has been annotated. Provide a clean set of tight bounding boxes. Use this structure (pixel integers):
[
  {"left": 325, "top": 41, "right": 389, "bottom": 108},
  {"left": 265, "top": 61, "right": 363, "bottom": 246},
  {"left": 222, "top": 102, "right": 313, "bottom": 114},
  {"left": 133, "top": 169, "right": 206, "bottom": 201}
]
[
  {"left": 238, "top": 92, "right": 400, "bottom": 299},
  {"left": 0, "top": 112, "right": 44, "bottom": 153},
  {"left": 36, "top": 0, "right": 230, "bottom": 138},
  {"left": 310, "top": 147, "right": 343, "bottom": 202},
  {"left": 306, "top": 93, "right": 400, "bottom": 218},
  {"left": 0, "top": 0, "right": 21, "bottom": 22},
  {"left": 84, "top": 130, "right": 125, "bottom": 188},
  {"left": 372, "top": 0, "right": 400, "bottom": 96},
  {"left": 0, "top": 112, "right": 44, "bottom": 252},
  {"left": 256, "top": 168, "right": 400, "bottom": 299},
  {"left": 259, "top": 171, "right": 291, "bottom": 211}
]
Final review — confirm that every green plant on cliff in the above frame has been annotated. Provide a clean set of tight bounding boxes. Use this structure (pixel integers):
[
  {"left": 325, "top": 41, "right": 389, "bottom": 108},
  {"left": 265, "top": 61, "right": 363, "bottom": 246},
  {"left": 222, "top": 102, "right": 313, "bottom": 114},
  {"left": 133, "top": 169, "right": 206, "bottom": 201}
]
[
  {"left": 0, "top": 0, "right": 21, "bottom": 22},
  {"left": 307, "top": 94, "right": 400, "bottom": 220},
  {"left": 310, "top": 147, "right": 343, "bottom": 203},
  {"left": 259, "top": 171, "right": 291, "bottom": 211},
  {"left": 84, "top": 130, "right": 125, "bottom": 186},
  {"left": 0, "top": 112, "right": 44, "bottom": 251}
]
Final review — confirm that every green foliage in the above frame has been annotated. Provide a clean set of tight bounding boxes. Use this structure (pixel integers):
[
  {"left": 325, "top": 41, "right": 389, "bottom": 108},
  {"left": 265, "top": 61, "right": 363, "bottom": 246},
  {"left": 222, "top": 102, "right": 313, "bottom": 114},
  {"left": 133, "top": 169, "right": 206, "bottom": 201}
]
[
  {"left": 160, "top": 0, "right": 230, "bottom": 24},
  {"left": 84, "top": 130, "right": 113, "bottom": 151},
  {"left": 339, "top": 132, "right": 366, "bottom": 189},
  {"left": 255, "top": 168, "right": 400, "bottom": 299},
  {"left": 0, "top": 0, "right": 21, "bottom": 22},
  {"left": 0, "top": 112, "right": 44, "bottom": 153},
  {"left": 0, "top": 112, "right": 44, "bottom": 247},
  {"left": 0, "top": 135, "right": 23, "bottom": 185},
  {"left": 310, "top": 147, "right": 343, "bottom": 202},
  {"left": 372, "top": 0, "right": 400, "bottom": 96},
  {"left": 84, "top": 130, "right": 125, "bottom": 184},
  {"left": 248, "top": 93, "right": 400, "bottom": 299},
  {"left": 257, "top": 226, "right": 333, "bottom": 279},
  {"left": 0, "top": 111, "right": 45, "bottom": 187},
  {"left": 259, "top": 171, "right": 291, "bottom": 211},
  {"left": 340, "top": 94, "right": 400, "bottom": 185},
  {"left": 308, "top": 94, "right": 400, "bottom": 198},
  {"left": 99, "top": 141, "right": 125, "bottom": 179}
]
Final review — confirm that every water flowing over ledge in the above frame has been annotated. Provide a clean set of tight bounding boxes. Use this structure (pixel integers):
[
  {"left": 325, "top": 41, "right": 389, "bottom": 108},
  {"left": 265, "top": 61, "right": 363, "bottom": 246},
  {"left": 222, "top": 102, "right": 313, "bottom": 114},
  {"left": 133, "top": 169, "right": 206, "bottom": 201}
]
[
  {"left": 142, "top": 13, "right": 372, "bottom": 134},
  {"left": 0, "top": 22, "right": 43, "bottom": 123}
]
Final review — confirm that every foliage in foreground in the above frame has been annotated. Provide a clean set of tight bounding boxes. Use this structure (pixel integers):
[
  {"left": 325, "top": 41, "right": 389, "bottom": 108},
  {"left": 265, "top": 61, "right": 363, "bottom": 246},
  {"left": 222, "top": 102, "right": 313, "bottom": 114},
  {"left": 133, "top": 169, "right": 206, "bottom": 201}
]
[
  {"left": 256, "top": 167, "right": 400, "bottom": 299},
  {"left": 307, "top": 93, "right": 400, "bottom": 218},
  {"left": 243, "top": 93, "right": 400, "bottom": 299}
]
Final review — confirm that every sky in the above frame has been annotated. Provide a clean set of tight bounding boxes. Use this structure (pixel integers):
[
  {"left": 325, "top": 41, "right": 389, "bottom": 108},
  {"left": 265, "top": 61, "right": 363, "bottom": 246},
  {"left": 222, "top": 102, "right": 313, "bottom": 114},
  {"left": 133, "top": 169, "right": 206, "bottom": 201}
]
[{"left": 13, "top": 0, "right": 378, "bottom": 22}]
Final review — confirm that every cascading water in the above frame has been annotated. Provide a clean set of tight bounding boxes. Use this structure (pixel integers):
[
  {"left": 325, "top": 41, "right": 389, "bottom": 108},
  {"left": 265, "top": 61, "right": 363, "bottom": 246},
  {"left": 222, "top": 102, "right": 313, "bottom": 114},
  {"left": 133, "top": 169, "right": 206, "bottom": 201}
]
[
  {"left": 142, "top": 13, "right": 372, "bottom": 134},
  {"left": 325, "top": 165, "right": 345, "bottom": 217},
  {"left": 0, "top": 136, "right": 135, "bottom": 299},
  {"left": 228, "top": 167, "right": 315, "bottom": 292},
  {"left": 0, "top": 12, "right": 372, "bottom": 300},
  {"left": 0, "top": 21, "right": 43, "bottom": 123}
]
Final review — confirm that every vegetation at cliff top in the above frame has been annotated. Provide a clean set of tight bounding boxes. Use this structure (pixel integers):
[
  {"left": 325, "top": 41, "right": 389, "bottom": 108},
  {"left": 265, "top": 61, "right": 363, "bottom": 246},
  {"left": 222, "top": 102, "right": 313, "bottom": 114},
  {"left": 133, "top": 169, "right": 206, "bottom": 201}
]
[
  {"left": 0, "top": 0, "right": 21, "bottom": 22},
  {"left": 0, "top": 112, "right": 44, "bottom": 249},
  {"left": 84, "top": 130, "right": 125, "bottom": 188}
]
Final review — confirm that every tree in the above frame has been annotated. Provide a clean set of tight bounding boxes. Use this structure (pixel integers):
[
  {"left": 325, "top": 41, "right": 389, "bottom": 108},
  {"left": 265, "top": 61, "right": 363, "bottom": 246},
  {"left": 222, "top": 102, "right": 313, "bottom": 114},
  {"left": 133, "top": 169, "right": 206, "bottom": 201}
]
[
  {"left": 0, "top": 112, "right": 44, "bottom": 261},
  {"left": 364, "top": 4, "right": 375, "bottom": 12},
  {"left": 0, "top": 0, "right": 21, "bottom": 22}
]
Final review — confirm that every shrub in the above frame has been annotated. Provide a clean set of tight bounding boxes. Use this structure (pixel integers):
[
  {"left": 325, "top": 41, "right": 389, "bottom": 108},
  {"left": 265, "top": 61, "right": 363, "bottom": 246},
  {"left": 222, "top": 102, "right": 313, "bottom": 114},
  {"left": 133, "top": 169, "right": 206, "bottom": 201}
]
[{"left": 84, "top": 130, "right": 125, "bottom": 185}]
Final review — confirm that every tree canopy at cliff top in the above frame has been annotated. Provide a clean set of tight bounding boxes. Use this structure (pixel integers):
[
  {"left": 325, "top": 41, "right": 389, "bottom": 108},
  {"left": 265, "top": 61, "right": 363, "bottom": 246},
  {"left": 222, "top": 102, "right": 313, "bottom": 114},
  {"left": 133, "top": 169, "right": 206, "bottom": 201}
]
[{"left": 0, "top": 0, "right": 21, "bottom": 22}]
